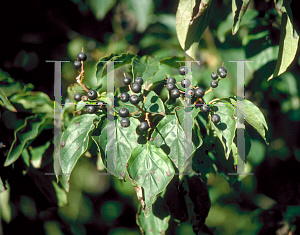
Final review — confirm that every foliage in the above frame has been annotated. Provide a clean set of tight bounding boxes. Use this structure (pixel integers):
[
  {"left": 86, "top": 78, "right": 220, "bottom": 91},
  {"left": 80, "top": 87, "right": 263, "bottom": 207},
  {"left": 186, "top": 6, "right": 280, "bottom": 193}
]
[{"left": 1, "top": 0, "right": 300, "bottom": 234}]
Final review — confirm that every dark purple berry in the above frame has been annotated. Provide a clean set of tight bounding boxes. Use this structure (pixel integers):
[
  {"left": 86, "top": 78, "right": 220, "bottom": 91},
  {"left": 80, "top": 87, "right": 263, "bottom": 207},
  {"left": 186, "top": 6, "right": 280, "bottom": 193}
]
[
  {"left": 131, "top": 82, "right": 142, "bottom": 93},
  {"left": 211, "top": 114, "right": 221, "bottom": 123},
  {"left": 74, "top": 93, "right": 82, "bottom": 102},
  {"left": 139, "top": 121, "right": 149, "bottom": 131},
  {"left": 135, "top": 77, "right": 143, "bottom": 85},
  {"left": 119, "top": 107, "right": 129, "bottom": 117},
  {"left": 181, "top": 79, "right": 191, "bottom": 88},
  {"left": 123, "top": 77, "right": 132, "bottom": 85},
  {"left": 87, "top": 90, "right": 98, "bottom": 100},
  {"left": 96, "top": 101, "right": 106, "bottom": 109},
  {"left": 167, "top": 77, "right": 176, "bottom": 84},
  {"left": 185, "top": 88, "right": 194, "bottom": 98},
  {"left": 179, "top": 66, "right": 188, "bottom": 75},
  {"left": 77, "top": 52, "right": 87, "bottom": 61},
  {"left": 166, "top": 83, "right": 176, "bottom": 91},
  {"left": 219, "top": 71, "right": 227, "bottom": 78},
  {"left": 120, "top": 93, "right": 130, "bottom": 102},
  {"left": 210, "top": 80, "right": 218, "bottom": 88},
  {"left": 170, "top": 89, "right": 180, "bottom": 99},
  {"left": 211, "top": 72, "right": 218, "bottom": 80},
  {"left": 87, "top": 105, "right": 97, "bottom": 114},
  {"left": 74, "top": 61, "right": 82, "bottom": 69},
  {"left": 194, "top": 87, "right": 205, "bottom": 98},
  {"left": 217, "top": 66, "right": 227, "bottom": 75},
  {"left": 200, "top": 104, "right": 210, "bottom": 113},
  {"left": 129, "top": 94, "right": 140, "bottom": 105},
  {"left": 120, "top": 118, "right": 130, "bottom": 127}
]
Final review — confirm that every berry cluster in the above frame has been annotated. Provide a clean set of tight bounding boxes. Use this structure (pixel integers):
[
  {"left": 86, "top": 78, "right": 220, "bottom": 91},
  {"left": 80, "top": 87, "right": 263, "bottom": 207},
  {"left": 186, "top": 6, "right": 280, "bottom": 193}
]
[
  {"left": 72, "top": 50, "right": 107, "bottom": 114},
  {"left": 165, "top": 65, "right": 228, "bottom": 124},
  {"left": 73, "top": 52, "right": 87, "bottom": 69},
  {"left": 210, "top": 66, "right": 227, "bottom": 88},
  {"left": 119, "top": 75, "right": 150, "bottom": 131}
]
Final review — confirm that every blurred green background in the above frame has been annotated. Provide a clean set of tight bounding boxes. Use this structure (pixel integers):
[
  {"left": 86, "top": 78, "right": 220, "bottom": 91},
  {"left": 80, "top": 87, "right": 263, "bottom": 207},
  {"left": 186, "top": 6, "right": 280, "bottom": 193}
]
[{"left": 1, "top": 0, "right": 300, "bottom": 234}]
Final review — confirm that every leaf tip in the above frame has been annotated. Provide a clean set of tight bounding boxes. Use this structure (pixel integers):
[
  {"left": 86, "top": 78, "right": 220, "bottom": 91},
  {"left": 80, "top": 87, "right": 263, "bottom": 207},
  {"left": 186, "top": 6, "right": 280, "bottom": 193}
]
[{"left": 267, "top": 75, "right": 273, "bottom": 82}]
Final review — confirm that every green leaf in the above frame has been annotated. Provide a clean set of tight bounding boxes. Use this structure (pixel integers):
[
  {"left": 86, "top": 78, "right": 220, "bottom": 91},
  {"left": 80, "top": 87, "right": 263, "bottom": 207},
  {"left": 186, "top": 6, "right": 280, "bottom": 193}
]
[
  {"left": 163, "top": 178, "right": 189, "bottom": 222},
  {"left": 21, "top": 148, "right": 30, "bottom": 168},
  {"left": 242, "top": 30, "right": 269, "bottom": 46},
  {"left": 0, "top": 77, "right": 34, "bottom": 97},
  {"left": 231, "top": 97, "right": 269, "bottom": 144},
  {"left": 217, "top": 9, "right": 258, "bottom": 43},
  {"left": 193, "top": 143, "right": 217, "bottom": 183},
  {"left": 176, "top": 0, "right": 214, "bottom": 60},
  {"left": 0, "top": 178, "right": 6, "bottom": 193},
  {"left": 136, "top": 197, "right": 171, "bottom": 234},
  {"left": 131, "top": 56, "right": 160, "bottom": 89},
  {"left": 181, "top": 175, "right": 211, "bottom": 233},
  {"left": 209, "top": 102, "right": 237, "bottom": 159},
  {"left": 52, "top": 181, "right": 68, "bottom": 207},
  {"left": 247, "top": 45, "right": 279, "bottom": 71},
  {"left": 9, "top": 91, "right": 54, "bottom": 114},
  {"left": 95, "top": 52, "right": 136, "bottom": 85},
  {"left": 151, "top": 115, "right": 202, "bottom": 169},
  {"left": 268, "top": 2, "right": 299, "bottom": 81},
  {"left": 93, "top": 116, "right": 140, "bottom": 179},
  {"left": 29, "top": 141, "right": 51, "bottom": 168},
  {"left": 143, "top": 90, "right": 165, "bottom": 114},
  {"left": 232, "top": 0, "right": 252, "bottom": 35},
  {"left": 27, "top": 168, "right": 68, "bottom": 206},
  {"left": 0, "top": 87, "right": 17, "bottom": 112},
  {"left": 60, "top": 114, "right": 100, "bottom": 180},
  {"left": 4, "top": 114, "right": 52, "bottom": 166},
  {"left": 87, "top": 0, "right": 116, "bottom": 20},
  {"left": 125, "top": 0, "right": 154, "bottom": 32},
  {"left": 159, "top": 56, "right": 185, "bottom": 68},
  {"left": 127, "top": 144, "right": 175, "bottom": 216},
  {"left": 174, "top": 106, "right": 200, "bottom": 129}
]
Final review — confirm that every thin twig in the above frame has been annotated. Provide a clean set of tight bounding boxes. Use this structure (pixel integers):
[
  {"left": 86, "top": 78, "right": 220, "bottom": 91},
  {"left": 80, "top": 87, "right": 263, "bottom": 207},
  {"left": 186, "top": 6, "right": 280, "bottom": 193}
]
[
  {"left": 145, "top": 113, "right": 151, "bottom": 128},
  {"left": 204, "top": 87, "right": 213, "bottom": 95}
]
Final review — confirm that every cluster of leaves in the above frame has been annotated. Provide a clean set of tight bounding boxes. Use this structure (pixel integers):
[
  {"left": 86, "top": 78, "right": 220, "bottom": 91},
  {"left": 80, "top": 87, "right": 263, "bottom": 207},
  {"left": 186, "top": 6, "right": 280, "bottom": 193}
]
[
  {"left": 0, "top": 77, "right": 67, "bottom": 211},
  {"left": 176, "top": 0, "right": 299, "bottom": 81},
  {"left": 59, "top": 52, "right": 269, "bottom": 234}
]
